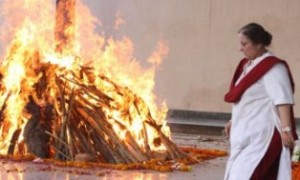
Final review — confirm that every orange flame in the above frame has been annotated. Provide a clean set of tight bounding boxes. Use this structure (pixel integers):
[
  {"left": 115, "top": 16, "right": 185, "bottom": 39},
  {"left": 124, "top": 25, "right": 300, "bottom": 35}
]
[{"left": 0, "top": 0, "right": 170, "bottom": 156}]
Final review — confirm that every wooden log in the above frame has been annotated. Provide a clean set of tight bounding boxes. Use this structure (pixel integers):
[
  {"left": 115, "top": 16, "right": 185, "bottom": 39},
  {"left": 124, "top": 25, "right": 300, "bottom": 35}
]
[
  {"left": 45, "top": 130, "right": 70, "bottom": 149},
  {"left": 70, "top": 105, "right": 118, "bottom": 163},
  {"left": 73, "top": 121, "right": 107, "bottom": 162},
  {"left": 79, "top": 66, "right": 95, "bottom": 83},
  {"left": 64, "top": 88, "right": 75, "bottom": 159},
  {"left": 75, "top": 106, "right": 138, "bottom": 163},
  {"left": 75, "top": 107, "right": 127, "bottom": 162},
  {"left": 146, "top": 121, "right": 186, "bottom": 159},
  {"left": 111, "top": 118, "right": 149, "bottom": 161},
  {"left": 0, "top": 93, "right": 10, "bottom": 124},
  {"left": 142, "top": 122, "right": 152, "bottom": 158},
  {"left": 98, "top": 75, "right": 124, "bottom": 96},
  {"left": 16, "top": 140, "right": 26, "bottom": 155},
  {"left": 51, "top": 145, "right": 71, "bottom": 160},
  {"left": 7, "top": 128, "right": 21, "bottom": 155},
  {"left": 55, "top": 76, "right": 68, "bottom": 160},
  {"left": 60, "top": 75, "right": 113, "bottom": 106},
  {"left": 89, "top": 129, "right": 119, "bottom": 163},
  {"left": 132, "top": 99, "right": 152, "bottom": 157},
  {"left": 68, "top": 120, "right": 93, "bottom": 155},
  {"left": 65, "top": 122, "right": 80, "bottom": 155},
  {"left": 67, "top": 112, "right": 98, "bottom": 159}
]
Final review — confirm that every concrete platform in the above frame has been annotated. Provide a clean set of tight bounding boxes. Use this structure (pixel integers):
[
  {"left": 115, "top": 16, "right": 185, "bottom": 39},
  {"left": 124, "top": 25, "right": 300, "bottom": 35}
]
[{"left": 0, "top": 133, "right": 229, "bottom": 180}]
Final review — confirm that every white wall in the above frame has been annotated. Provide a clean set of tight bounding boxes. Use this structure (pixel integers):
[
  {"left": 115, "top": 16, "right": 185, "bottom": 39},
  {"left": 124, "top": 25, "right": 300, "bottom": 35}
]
[
  {"left": 82, "top": 0, "right": 300, "bottom": 116},
  {"left": 1, "top": 0, "right": 298, "bottom": 116}
]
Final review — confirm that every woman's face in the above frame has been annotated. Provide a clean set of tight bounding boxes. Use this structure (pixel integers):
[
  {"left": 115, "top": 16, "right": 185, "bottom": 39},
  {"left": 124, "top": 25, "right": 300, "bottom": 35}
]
[{"left": 238, "top": 33, "right": 263, "bottom": 60}]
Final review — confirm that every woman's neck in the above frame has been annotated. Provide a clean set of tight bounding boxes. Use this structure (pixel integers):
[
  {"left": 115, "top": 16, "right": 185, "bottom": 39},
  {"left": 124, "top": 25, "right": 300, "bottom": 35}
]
[{"left": 252, "top": 49, "right": 267, "bottom": 60}]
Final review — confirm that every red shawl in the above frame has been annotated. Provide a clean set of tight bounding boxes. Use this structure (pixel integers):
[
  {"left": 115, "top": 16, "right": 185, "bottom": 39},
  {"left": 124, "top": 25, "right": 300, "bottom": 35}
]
[{"left": 224, "top": 56, "right": 297, "bottom": 139}]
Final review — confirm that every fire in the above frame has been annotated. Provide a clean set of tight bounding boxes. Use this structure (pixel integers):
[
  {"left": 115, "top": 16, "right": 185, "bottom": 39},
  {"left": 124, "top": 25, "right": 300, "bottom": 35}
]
[{"left": 0, "top": 0, "right": 176, "bottom": 162}]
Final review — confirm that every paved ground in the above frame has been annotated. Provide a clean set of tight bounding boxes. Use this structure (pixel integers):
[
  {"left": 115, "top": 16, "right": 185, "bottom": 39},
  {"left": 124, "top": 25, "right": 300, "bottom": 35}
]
[{"left": 0, "top": 133, "right": 229, "bottom": 180}]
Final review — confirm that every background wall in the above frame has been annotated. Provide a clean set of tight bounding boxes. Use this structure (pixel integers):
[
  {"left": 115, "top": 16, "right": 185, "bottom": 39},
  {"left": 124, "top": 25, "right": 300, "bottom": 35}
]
[{"left": 82, "top": 0, "right": 300, "bottom": 117}]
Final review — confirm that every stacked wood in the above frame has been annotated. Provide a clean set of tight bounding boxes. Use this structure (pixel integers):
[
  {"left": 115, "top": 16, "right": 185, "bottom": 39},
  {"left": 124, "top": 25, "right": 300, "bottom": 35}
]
[
  {"left": 0, "top": 0, "right": 186, "bottom": 165},
  {"left": 14, "top": 63, "right": 186, "bottom": 164}
]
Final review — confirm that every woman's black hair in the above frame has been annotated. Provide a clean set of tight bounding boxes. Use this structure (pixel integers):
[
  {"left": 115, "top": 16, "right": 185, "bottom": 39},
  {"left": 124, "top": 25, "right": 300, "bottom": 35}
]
[{"left": 239, "top": 23, "right": 272, "bottom": 46}]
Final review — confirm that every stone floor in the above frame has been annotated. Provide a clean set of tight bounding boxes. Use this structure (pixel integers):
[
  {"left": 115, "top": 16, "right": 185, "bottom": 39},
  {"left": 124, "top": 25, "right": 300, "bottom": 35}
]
[{"left": 0, "top": 133, "right": 229, "bottom": 180}]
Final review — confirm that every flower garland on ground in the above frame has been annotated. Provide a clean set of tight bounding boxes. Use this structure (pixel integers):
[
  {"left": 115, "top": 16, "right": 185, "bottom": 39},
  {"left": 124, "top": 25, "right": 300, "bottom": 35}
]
[
  {"left": 292, "top": 163, "right": 300, "bottom": 180},
  {"left": 5, "top": 150, "right": 300, "bottom": 178},
  {"left": 0, "top": 147, "right": 227, "bottom": 174}
]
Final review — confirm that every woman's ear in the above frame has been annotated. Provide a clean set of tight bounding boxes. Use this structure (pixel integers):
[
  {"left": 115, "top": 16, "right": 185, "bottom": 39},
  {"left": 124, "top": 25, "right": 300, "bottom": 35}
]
[{"left": 256, "top": 43, "right": 263, "bottom": 50}]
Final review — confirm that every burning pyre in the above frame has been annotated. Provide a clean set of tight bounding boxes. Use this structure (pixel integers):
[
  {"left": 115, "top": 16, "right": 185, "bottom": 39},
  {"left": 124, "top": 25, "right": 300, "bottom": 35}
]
[{"left": 0, "top": 0, "right": 186, "bottom": 164}]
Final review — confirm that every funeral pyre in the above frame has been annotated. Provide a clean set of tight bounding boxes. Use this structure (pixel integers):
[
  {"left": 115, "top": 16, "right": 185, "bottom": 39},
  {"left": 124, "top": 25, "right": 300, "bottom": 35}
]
[{"left": 0, "top": 0, "right": 187, "bottom": 165}]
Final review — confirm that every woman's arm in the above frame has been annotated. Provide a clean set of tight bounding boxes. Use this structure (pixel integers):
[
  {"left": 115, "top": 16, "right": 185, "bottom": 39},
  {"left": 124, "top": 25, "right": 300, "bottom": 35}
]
[{"left": 277, "top": 104, "right": 295, "bottom": 148}]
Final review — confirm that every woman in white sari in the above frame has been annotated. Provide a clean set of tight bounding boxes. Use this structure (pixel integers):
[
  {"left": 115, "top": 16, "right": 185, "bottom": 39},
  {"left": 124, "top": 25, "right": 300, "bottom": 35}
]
[{"left": 224, "top": 23, "right": 297, "bottom": 180}]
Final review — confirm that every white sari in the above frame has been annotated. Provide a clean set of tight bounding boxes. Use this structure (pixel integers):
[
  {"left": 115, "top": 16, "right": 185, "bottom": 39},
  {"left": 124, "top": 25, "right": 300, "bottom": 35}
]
[{"left": 224, "top": 52, "right": 294, "bottom": 180}]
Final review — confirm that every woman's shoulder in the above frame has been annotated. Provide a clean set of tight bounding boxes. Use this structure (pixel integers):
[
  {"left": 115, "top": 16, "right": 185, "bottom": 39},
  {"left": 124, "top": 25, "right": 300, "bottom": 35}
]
[{"left": 263, "top": 61, "right": 289, "bottom": 81}]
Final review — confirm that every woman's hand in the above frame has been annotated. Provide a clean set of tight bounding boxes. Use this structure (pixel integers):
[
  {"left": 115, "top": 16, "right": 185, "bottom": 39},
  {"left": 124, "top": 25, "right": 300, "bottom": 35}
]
[
  {"left": 281, "top": 131, "right": 295, "bottom": 149},
  {"left": 224, "top": 120, "right": 232, "bottom": 138},
  {"left": 276, "top": 105, "right": 294, "bottom": 149}
]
